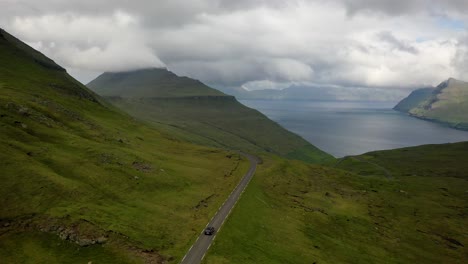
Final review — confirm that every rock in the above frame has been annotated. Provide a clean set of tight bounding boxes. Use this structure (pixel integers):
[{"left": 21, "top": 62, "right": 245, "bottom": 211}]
[
  {"left": 132, "top": 161, "right": 152, "bottom": 172},
  {"left": 77, "top": 238, "right": 94, "bottom": 247},
  {"left": 96, "top": 236, "right": 107, "bottom": 244},
  {"left": 18, "top": 107, "right": 30, "bottom": 116},
  {"left": 59, "top": 232, "right": 69, "bottom": 240}
]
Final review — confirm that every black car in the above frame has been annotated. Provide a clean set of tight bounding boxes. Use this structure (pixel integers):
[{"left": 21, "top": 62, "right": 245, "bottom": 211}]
[{"left": 204, "top": 226, "right": 215, "bottom": 235}]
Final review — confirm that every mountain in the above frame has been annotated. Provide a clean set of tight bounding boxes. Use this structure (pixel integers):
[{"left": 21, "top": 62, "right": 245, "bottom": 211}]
[
  {"left": 0, "top": 28, "right": 256, "bottom": 263},
  {"left": 393, "top": 87, "right": 435, "bottom": 112},
  {"left": 88, "top": 68, "right": 333, "bottom": 163},
  {"left": 88, "top": 68, "right": 225, "bottom": 98},
  {"left": 395, "top": 78, "right": 468, "bottom": 130},
  {"left": 219, "top": 84, "right": 409, "bottom": 102}
]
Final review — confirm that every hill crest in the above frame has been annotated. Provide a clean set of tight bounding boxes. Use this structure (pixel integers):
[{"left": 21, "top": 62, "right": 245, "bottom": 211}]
[
  {"left": 87, "top": 67, "right": 226, "bottom": 98},
  {"left": 394, "top": 78, "right": 468, "bottom": 130}
]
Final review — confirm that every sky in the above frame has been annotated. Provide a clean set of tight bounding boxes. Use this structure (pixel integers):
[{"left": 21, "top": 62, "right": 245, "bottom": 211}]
[{"left": 1, "top": 0, "right": 468, "bottom": 98}]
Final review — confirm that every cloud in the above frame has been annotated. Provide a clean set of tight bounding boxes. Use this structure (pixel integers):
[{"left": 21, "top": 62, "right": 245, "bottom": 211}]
[
  {"left": 11, "top": 10, "right": 165, "bottom": 73},
  {"left": 338, "top": 0, "right": 468, "bottom": 17},
  {"left": 377, "top": 31, "right": 418, "bottom": 54},
  {"left": 1, "top": 0, "right": 468, "bottom": 88},
  {"left": 452, "top": 33, "right": 468, "bottom": 78}
]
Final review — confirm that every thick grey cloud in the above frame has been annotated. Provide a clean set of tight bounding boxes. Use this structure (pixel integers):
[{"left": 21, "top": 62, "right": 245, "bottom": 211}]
[
  {"left": 340, "top": 0, "right": 468, "bottom": 16},
  {"left": 1, "top": 0, "right": 468, "bottom": 93},
  {"left": 377, "top": 31, "right": 418, "bottom": 54}
]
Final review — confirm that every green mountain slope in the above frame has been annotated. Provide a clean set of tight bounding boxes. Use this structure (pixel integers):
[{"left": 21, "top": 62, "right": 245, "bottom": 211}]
[
  {"left": 206, "top": 142, "right": 468, "bottom": 263},
  {"left": 87, "top": 69, "right": 333, "bottom": 163},
  {"left": 396, "top": 78, "right": 468, "bottom": 130},
  {"left": 0, "top": 28, "right": 251, "bottom": 263},
  {"left": 88, "top": 68, "right": 225, "bottom": 98},
  {"left": 393, "top": 87, "right": 434, "bottom": 112}
]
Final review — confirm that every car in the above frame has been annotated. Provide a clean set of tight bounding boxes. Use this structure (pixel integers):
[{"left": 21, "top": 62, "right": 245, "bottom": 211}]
[{"left": 204, "top": 226, "right": 215, "bottom": 235}]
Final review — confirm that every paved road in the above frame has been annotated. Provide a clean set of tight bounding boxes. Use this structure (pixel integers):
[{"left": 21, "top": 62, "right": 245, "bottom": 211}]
[{"left": 180, "top": 153, "right": 258, "bottom": 264}]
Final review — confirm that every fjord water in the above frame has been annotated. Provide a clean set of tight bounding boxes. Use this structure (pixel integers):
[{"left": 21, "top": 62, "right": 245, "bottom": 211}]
[{"left": 240, "top": 100, "right": 468, "bottom": 157}]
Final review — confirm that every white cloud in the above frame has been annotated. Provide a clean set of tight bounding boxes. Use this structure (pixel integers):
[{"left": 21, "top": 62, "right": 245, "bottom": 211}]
[
  {"left": 2, "top": 0, "right": 468, "bottom": 89},
  {"left": 242, "top": 80, "right": 292, "bottom": 91},
  {"left": 10, "top": 10, "right": 165, "bottom": 73}
]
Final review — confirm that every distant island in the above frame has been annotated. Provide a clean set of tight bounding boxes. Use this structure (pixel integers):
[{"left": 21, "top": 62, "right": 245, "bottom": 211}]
[{"left": 394, "top": 78, "right": 468, "bottom": 130}]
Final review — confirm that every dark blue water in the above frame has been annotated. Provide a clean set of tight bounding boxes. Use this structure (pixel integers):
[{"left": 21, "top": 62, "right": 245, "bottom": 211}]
[{"left": 240, "top": 100, "right": 468, "bottom": 157}]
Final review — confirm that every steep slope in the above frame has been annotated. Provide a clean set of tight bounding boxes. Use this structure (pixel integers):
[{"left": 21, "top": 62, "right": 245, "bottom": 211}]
[
  {"left": 0, "top": 28, "right": 250, "bottom": 263},
  {"left": 393, "top": 87, "right": 434, "bottom": 112},
  {"left": 396, "top": 78, "right": 468, "bottom": 130},
  {"left": 88, "top": 69, "right": 333, "bottom": 163},
  {"left": 206, "top": 142, "right": 468, "bottom": 263}
]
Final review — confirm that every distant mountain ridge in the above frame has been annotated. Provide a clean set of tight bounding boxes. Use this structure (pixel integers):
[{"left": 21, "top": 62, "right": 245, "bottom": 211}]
[
  {"left": 218, "top": 84, "right": 408, "bottom": 102},
  {"left": 88, "top": 68, "right": 333, "bottom": 163},
  {"left": 394, "top": 78, "right": 468, "bottom": 130},
  {"left": 88, "top": 68, "right": 225, "bottom": 98}
]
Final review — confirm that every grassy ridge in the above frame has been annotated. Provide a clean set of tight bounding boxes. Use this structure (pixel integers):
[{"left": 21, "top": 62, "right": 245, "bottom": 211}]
[
  {"left": 205, "top": 143, "right": 468, "bottom": 263},
  {"left": 87, "top": 69, "right": 334, "bottom": 164},
  {"left": 104, "top": 97, "right": 332, "bottom": 164},
  {"left": 0, "top": 28, "right": 250, "bottom": 263},
  {"left": 393, "top": 87, "right": 434, "bottom": 112},
  {"left": 396, "top": 78, "right": 468, "bottom": 130},
  {"left": 0, "top": 232, "right": 135, "bottom": 264},
  {"left": 87, "top": 68, "right": 225, "bottom": 98}
]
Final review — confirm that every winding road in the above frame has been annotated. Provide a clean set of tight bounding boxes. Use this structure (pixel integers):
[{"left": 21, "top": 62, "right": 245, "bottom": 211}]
[{"left": 180, "top": 153, "right": 258, "bottom": 264}]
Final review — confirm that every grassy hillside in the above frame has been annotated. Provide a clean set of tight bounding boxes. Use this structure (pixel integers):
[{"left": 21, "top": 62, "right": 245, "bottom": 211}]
[
  {"left": 393, "top": 87, "right": 434, "bottom": 112},
  {"left": 205, "top": 143, "right": 468, "bottom": 263},
  {"left": 88, "top": 68, "right": 225, "bottom": 98},
  {"left": 396, "top": 78, "right": 468, "bottom": 130},
  {"left": 0, "top": 28, "right": 251, "bottom": 263},
  {"left": 87, "top": 69, "right": 333, "bottom": 164}
]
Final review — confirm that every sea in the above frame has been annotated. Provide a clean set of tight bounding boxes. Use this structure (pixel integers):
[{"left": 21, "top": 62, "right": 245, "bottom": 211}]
[{"left": 240, "top": 100, "right": 468, "bottom": 157}]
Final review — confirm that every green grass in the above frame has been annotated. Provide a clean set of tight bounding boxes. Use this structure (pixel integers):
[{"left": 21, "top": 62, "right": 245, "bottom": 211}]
[
  {"left": 0, "top": 232, "right": 136, "bottom": 264},
  {"left": 87, "top": 68, "right": 226, "bottom": 98},
  {"left": 0, "top": 28, "right": 251, "bottom": 263},
  {"left": 205, "top": 143, "right": 468, "bottom": 263},
  {"left": 99, "top": 96, "right": 333, "bottom": 164},
  {"left": 336, "top": 142, "right": 468, "bottom": 179}
]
